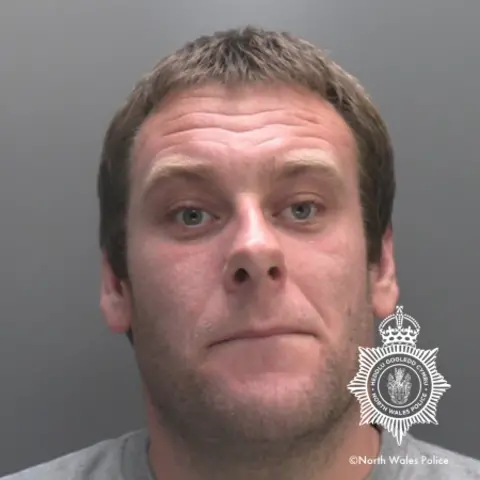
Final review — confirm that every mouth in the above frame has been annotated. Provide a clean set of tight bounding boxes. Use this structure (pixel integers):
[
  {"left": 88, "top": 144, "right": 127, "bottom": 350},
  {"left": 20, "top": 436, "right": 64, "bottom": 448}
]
[{"left": 214, "top": 327, "right": 315, "bottom": 345}]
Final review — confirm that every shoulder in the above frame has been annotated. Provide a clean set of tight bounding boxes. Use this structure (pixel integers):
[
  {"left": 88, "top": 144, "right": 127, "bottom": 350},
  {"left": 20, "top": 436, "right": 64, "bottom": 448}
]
[
  {"left": 405, "top": 434, "right": 480, "bottom": 479},
  {"left": 0, "top": 429, "right": 148, "bottom": 480}
]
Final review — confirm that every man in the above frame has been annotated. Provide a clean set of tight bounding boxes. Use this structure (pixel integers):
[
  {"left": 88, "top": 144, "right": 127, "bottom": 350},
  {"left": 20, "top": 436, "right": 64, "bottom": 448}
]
[{"left": 4, "top": 26, "right": 479, "bottom": 480}]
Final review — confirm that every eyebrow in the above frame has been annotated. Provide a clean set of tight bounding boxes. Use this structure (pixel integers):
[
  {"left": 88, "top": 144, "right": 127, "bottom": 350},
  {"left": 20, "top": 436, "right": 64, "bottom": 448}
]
[
  {"left": 272, "top": 150, "right": 343, "bottom": 184},
  {"left": 139, "top": 149, "right": 345, "bottom": 202}
]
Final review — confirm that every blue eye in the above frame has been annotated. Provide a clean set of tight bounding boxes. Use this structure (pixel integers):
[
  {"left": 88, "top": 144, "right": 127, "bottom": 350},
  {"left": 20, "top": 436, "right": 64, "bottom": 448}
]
[
  {"left": 284, "top": 202, "right": 318, "bottom": 221},
  {"left": 174, "top": 207, "right": 212, "bottom": 227}
]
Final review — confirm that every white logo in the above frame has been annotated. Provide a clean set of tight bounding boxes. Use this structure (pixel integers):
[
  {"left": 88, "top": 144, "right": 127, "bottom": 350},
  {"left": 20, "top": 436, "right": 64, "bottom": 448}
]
[{"left": 347, "top": 306, "right": 451, "bottom": 445}]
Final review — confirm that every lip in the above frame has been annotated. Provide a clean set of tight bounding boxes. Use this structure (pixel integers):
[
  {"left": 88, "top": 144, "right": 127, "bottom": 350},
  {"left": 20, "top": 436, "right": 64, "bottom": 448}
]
[{"left": 214, "top": 327, "right": 314, "bottom": 345}]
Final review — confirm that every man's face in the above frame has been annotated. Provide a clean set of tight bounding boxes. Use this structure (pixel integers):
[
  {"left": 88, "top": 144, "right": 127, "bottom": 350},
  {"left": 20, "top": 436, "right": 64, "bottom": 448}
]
[{"left": 102, "top": 84, "right": 398, "bottom": 446}]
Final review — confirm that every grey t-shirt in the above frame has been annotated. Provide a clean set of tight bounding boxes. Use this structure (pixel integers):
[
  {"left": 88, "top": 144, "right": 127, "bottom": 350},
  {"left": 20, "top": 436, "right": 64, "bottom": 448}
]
[{"left": 2, "top": 428, "right": 479, "bottom": 479}]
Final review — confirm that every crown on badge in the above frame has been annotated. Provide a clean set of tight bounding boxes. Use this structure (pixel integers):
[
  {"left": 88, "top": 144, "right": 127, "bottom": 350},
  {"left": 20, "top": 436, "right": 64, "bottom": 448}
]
[{"left": 378, "top": 306, "right": 420, "bottom": 347}]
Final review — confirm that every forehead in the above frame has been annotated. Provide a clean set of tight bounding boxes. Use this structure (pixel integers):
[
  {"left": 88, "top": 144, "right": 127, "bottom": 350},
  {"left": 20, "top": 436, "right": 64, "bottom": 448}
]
[{"left": 131, "top": 84, "right": 358, "bottom": 181}]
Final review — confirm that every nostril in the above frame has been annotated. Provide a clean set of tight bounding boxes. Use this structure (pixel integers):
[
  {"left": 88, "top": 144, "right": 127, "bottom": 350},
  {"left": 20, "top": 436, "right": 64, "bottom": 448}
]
[
  {"left": 268, "top": 266, "right": 281, "bottom": 280},
  {"left": 234, "top": 268, "right": 249, "bottom": 283}
]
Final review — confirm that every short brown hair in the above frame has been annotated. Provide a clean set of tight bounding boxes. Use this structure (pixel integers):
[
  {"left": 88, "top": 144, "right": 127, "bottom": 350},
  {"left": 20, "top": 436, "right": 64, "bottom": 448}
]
[{"left": 98, "top": 26, "right": 395, "bottom": 281}]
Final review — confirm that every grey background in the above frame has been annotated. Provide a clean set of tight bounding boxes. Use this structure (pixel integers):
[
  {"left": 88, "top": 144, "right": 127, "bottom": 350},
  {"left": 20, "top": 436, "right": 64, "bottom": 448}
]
[{"left": 1, "top": 0, "right": 479, "bottom": 476}]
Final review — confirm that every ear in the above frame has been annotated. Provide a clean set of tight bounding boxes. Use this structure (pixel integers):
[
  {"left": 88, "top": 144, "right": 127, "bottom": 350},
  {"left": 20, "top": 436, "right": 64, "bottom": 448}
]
[
  {"left": 100, "top": 252, "right": 132, "bottom": 334},
  {"left": 369, "top": 225, "right": 399, "bottom": 319}
]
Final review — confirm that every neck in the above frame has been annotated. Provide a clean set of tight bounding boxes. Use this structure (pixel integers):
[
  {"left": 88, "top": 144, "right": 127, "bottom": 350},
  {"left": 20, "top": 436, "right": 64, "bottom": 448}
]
[{"left": 145, "top": 397, "right": 380, "bottom": 480}]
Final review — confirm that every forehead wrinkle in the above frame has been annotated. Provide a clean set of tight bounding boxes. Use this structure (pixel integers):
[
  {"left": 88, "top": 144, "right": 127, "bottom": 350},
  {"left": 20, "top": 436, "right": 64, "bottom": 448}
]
[
  {"left": 138, "top": 112, "right": 319, "bottom": 145},
  {"left": 133, "top": 86, "right": 346, "bottom": 145}
]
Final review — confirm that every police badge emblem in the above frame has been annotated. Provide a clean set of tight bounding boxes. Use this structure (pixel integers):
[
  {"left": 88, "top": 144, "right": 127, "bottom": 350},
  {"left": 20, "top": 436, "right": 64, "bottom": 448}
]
[{"left": 347, "top": 306, "right": 451, "bottom": 445}]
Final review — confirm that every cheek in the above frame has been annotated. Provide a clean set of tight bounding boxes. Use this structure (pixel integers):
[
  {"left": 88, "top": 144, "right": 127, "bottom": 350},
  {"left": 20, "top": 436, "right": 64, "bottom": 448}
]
[
  {"left": 289, "top": 220, "right": 368, "bottom": 331},
  {"left": 128, "top": 234, "right": 220, "bottom": 328}
]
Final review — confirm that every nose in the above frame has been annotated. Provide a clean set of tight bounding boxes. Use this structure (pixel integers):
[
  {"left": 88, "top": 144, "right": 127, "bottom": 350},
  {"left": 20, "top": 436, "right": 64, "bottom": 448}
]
[{"left": 222, "top": 201, "right": 286, "bottom": 294}]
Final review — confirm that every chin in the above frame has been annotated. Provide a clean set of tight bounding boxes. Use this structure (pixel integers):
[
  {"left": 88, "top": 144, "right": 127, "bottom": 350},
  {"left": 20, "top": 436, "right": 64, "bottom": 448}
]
[
  {"left": 222, "top": 370, "right": 315, "bottom": 399},
  {"left": 206, "top": 373, "right": 338, "bottom": 436}
]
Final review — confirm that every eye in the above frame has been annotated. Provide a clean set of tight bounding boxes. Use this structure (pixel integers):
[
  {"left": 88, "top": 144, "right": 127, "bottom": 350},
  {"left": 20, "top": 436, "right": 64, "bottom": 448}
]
[
  {"left": 173, "top": 207, "right": 213, "bottom": 227},
  {"left": 282, "top": 201, "right": 320, "bottom": 221}
]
